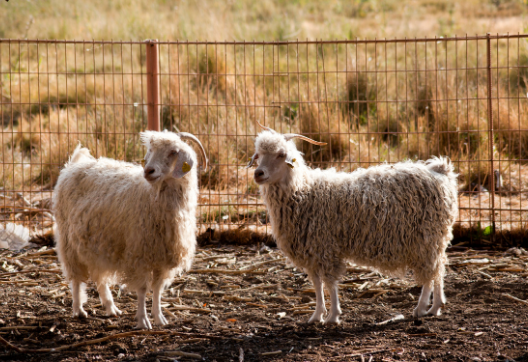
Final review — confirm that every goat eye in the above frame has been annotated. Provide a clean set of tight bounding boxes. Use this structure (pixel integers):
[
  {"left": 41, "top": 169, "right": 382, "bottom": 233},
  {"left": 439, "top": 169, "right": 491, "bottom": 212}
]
[
  {"left": 278, "top": 153, "right": 286, "bottom": 158},
  {"left": 169, "top": 150, "right": 177, "bottom": 157}
]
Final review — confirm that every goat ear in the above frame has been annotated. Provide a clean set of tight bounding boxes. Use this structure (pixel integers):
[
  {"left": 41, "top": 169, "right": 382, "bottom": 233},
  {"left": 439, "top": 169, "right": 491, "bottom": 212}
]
[
  {"left": 172, "top": 151, "right": 195, "bottom": 179},
  {"left": 246, "top": 153, "right": 258, "bottom": 168},
  {"left": 139, "top": 131, "right": 153, "bottom": 146},
  {"left": 285, "top": 154, "right": 296, "bottom": 169}
]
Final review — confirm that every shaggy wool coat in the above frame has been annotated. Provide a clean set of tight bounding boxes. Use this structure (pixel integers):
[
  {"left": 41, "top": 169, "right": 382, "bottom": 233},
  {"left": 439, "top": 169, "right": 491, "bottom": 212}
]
[
  {"left": 53, "top": 147, "right": 198, "bottom": 291},
  {"left": 259, "top": 139, "right": 458, "bottom": 286}
]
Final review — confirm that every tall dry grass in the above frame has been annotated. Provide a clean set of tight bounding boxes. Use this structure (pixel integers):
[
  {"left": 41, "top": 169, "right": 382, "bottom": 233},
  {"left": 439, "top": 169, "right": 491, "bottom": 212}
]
[
  {"left": 3, "top": 39, "right": 528, "bottom": 191},
  {"left": 1, "top": 0, "right": 528, "bottom": 235},
  {"left": 1, "top": 0, "right": 526, "bottom": 41}
]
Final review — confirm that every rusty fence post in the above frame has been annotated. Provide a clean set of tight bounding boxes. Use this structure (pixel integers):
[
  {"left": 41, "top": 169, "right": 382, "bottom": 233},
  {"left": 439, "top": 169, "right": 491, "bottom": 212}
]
[
  {"left": 146, "top": 39, "right": 160, "bottom": 131},
  {"left": 486, "top": 33, "right": 496, "bottom": 242}
]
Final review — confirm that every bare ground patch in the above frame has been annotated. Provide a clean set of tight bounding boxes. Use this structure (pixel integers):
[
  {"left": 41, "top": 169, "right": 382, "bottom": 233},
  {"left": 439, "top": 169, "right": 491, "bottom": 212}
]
[{"left": 1, "top": 246, "right": 528, "bottom": 361}]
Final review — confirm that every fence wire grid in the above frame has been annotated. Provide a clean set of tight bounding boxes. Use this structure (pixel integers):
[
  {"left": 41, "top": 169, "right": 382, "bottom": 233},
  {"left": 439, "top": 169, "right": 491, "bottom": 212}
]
[{"left": 1, "top": 35, "right": 528, "bottom": 244}]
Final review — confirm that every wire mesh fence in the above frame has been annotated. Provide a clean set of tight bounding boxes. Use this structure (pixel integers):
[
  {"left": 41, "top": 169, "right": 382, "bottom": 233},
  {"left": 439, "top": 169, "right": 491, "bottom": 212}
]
[{"left": 1, "top": 35, "right": 527, "bottom": 244}]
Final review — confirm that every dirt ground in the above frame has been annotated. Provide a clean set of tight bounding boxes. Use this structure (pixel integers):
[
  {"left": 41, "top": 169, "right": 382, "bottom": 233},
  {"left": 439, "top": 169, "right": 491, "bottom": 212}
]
[{"left": 1, "top": 244, "right": 528, "bottom": 362}]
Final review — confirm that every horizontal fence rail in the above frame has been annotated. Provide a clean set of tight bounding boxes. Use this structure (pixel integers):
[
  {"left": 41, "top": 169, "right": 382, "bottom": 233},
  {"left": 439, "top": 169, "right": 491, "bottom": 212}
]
[{"left": 1, "top": 35, "right": 528, "bottom": 245}]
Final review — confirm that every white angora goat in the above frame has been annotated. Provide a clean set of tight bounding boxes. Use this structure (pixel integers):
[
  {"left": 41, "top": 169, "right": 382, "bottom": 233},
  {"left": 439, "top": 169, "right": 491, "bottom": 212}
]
[
  {"left": 248, "top": 122, "right": 457, "bottom": 324},
  {"left": 53, "top": 131, "right": 207, "bottom": 329}
]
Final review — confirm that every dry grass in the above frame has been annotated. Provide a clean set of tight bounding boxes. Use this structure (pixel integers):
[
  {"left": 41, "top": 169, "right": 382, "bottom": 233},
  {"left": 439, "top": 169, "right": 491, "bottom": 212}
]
[
  {"left": 1, "top": 0, "right": 527, "bottom": 240},
  {"left": 1, "top": 0, "right": 526, "bottom": 41}
]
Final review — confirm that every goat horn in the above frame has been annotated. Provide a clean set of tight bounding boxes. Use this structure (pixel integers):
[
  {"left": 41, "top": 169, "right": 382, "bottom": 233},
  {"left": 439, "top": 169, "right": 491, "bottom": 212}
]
[
  {"left": 256, "top": 120, "right": 274, "bottom": 132},
  {"left": 178, "top": 132, "right": 209, "bottom": 171},
  {"left": 283, "top": 134, "right": 328, "bottom": 146}
]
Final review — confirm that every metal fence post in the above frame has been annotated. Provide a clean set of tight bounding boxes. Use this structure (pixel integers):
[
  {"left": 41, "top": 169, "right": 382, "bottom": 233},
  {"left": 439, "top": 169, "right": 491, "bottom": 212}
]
[
  {"left": 486, "top": 33, "right": 496, "bottom": 242},
  {"left": 146, "top": 39, "right": 160, "bottom": 131}
]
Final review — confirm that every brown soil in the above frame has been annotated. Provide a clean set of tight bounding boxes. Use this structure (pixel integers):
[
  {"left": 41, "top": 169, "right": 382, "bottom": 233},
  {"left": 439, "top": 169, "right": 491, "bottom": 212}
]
[{"left": 1, "top": 245, "right": 528, "bottom": 362}]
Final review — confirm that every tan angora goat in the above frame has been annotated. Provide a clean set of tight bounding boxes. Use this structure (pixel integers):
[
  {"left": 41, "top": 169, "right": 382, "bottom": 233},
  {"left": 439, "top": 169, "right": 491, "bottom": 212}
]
[
  {"left": 248, "top": 122, "right": 457, "bottom": 324},
  {"left": 53, "top": 131, "right": 207, "bottom": 329}
]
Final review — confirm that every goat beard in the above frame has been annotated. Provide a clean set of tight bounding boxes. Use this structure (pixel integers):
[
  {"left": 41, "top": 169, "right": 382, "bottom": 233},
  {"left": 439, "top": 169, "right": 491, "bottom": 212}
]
[{"left": 154, "top": 180, "right": 163, "bottom": 201}]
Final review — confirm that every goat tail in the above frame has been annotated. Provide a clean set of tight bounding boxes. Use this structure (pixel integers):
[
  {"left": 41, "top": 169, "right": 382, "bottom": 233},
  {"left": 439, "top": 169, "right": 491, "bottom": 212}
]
[
  {"left": 69, "top": 142, "right": 94, "bottom": 164},
  {"left": 425, "top": 156, "right": 457, "bottom": 181}
]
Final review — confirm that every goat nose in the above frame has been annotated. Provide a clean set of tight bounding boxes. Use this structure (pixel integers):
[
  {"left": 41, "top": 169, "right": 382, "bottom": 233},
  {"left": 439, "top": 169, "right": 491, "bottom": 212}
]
[
  {"left": 144, "top": 167, "right": 155, "bottom": 176},
  {"left": 255, "top": 170, "right": 264, "bottom": 178}
]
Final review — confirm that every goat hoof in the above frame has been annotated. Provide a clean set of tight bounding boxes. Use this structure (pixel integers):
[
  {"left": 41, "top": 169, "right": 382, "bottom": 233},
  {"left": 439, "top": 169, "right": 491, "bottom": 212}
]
[
  {"left": 324, "top": 316, "right": 341, "bottom": 325},
  {"left": 136, "top": 316, "right": 152, "bottom": 330},
  {"left": 73, "top": 309, "right": 87, "bottom": 319},
  {"left": 307, "top": 315, "right": 325, "bottom": 325},
  {"left": 106, "top": 305, "right": 122, "bottom": 317},
  {"left": 412, "top": 308, "right": 427, "bottom": 318},
  {"left": 426, "top": 307, "right": 442, "bottom": 317},
  {"left": 154, "top": 314, "right": 168, "bottom": 326}
]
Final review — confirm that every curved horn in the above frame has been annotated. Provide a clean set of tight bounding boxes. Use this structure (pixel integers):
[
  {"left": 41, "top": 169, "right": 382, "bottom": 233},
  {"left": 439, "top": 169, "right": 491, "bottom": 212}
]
[
  {"left": 283, "top": 134, "right": 328, "bottom": 146},
  {"left": 178, "top": 132, "right": 208, "bottom": 171},
  {"left": 256, "top": 120, "right": 274, "bottom": 132}
]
